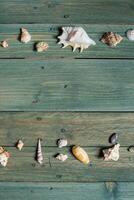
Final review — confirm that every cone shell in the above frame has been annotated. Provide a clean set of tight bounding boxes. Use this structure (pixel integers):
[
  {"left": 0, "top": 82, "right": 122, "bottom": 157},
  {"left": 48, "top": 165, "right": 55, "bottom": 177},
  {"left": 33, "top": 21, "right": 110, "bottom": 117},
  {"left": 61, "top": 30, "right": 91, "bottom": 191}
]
[
  {"left": 72, "top": 145, "right": 90, "bottom": 164},
  {"left": 58, "top": 27, "right": 96, "bottom": 52},
  {"left": 36, "top": 139, "right": 43, "bottom": 164},
  {"left": 20, "top": 28, "right": 31, "bottom": 43},
  {"left": 101, "top": 32, "right": 123, "bottom": 47}
]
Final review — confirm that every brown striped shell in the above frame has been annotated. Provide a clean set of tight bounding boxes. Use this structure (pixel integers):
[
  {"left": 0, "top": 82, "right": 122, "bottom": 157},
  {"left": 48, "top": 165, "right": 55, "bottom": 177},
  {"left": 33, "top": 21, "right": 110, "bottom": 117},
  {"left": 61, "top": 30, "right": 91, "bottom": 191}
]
[
  {"left": 101, "top": 32, "right": 123, "bottom": 47},
  {"left": 72, "top": 145, "right": 90, "bottom": 164}
]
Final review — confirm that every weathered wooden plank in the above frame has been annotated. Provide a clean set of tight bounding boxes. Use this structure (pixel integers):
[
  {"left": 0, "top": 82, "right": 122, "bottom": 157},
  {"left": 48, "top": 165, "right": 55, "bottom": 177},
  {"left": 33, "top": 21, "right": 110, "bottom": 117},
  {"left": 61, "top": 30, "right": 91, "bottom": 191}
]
[
  {"left": 0, "top": 182, "right": 133, "bottom": 200},
  {"left": 0, "top": 112, "right": 134, "bottom": 147},
  {"left": 0, "top": 59, "right": 134, "bottom": 111},
  {"left": 0, "top": 24, "right": 133, "bottom": 59},
  {"left": 0, "top": 146, "right": 133, "bottom": 182},
  {"left": 0, "top": 0, "right": 133, "bottom": 24}
]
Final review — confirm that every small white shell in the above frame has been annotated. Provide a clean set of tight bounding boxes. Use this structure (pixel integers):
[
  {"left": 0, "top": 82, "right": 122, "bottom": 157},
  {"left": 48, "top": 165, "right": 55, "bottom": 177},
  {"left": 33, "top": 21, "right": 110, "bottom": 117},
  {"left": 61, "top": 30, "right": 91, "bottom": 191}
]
[
  {"left": 20, "top": 28, "right": 31, "bottom": 43},
  {"left": 127, "top": 29, "right": 134, "bottom": 41},
  {"left": 16, "top": 140, "right": 24, "bottom": 151},
  {"left": 58, "top": 27, "right": 96, "bottom": 52},
  {"left": 103, "top": 143, "right": 120, "bottom": 161},
  {"left": 0, "top": 147, "right": 10, "bottom": 167},
  {"left": 36, "top": 139, "right": 43, "bottom": 164},
  {"left": 36, "top": 42, "right": 49, "bottom": 52},
  {"left": 1, "top": 40, "right": 8, "bottom": 48},
  {"left": 57, "top": 139, "right": 68, "bottom": 148},
  {"left": 56, "top": 153, "right": 68, "bottom": 162}
]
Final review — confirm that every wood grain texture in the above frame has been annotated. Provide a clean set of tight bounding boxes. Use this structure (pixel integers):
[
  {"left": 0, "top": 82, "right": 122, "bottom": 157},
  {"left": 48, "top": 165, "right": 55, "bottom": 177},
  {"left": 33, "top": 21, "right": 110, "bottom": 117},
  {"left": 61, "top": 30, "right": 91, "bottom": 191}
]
[
  {"left": 0, "top": 59, "right": 134, "bottom": 111},
  {"left": 0, "top": 112, "right": 134, "bottom": 147},
  {"left": 0, "top": 146, "right": 133, "bottom": 182},
  {"left": 0, "top": 182, "right": 133, "bottom": 200},
  {"left": 0, "top": 24, "right": 133, "bottom": 59},
  {"left": 0, "top": 0, "right": 133, "bottom": 24}
]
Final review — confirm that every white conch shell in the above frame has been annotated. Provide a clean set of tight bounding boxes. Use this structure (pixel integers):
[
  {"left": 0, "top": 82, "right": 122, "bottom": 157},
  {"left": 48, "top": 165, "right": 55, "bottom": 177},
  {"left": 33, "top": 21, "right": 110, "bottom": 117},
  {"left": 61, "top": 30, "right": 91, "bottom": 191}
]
[
  {"left": 0, "top": 147, "right": 10, "bottom": 167},
  {"left": 58, "top": 27, "right": 96, "bottom": 52},
  {"left": 20, "top": 28, "right": 31, "bottom": 43},
  {"left": 36, "top": 42, "right": 49, "bottom": 52},
  {"left": 103, "top": 143, "right": 120, "bottom": 161},
  {"left": 36, "top": 139, "right": 43, "bottom": 164},
  {"left": 127, "top": 29, "right": 134, "bottom": 41},
  {"left": 56, "top": 153, "right": 68, "bottom": 162},
  {"left": 57, "top": 139, "right": 68, "bottom": 148},
  {"left": 1, "top": 40, "right": 8, "bottom": 48},
  {"left": 16, "top": 140, "right": 24, "bottom": 151}
]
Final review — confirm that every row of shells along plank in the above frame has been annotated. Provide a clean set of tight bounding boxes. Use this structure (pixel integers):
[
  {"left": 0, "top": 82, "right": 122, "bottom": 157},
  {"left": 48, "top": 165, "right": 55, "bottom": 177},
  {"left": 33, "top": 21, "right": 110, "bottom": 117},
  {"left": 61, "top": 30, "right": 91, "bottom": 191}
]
[
  {"left": 1, "top": 133, "right": 134, "bottom": 167},
  {"left": 0, "top": 27, "right": 134, "bottom": 52}
]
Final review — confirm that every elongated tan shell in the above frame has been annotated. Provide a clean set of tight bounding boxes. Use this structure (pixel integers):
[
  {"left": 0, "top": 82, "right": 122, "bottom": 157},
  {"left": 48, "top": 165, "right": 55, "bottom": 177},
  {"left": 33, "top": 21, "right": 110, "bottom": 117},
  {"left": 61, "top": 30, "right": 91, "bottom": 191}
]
[
  {"left": 72, "top": 145, "right": 90, "bottom": 164},
  {"left": 20, "top": 28, "right": 31, "bottom": 43},
  {"left": 36, "top": 139, "right": 43, "bottom": 164}
]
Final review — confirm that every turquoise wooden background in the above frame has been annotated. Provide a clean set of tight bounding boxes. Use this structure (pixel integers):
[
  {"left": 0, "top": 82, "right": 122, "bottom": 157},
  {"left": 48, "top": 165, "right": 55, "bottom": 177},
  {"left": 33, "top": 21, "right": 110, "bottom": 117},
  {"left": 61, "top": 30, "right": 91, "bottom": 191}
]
[{"left": 0, "top": 1, "right": 134, "bottom": 199}]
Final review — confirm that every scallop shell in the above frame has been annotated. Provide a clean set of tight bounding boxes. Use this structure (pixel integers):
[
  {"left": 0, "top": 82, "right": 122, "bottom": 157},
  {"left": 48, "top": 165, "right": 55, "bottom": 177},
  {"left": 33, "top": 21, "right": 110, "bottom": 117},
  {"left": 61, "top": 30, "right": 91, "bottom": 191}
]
[
  {"left": 58, "top": 27, "right": 96, "bottom": 52},
  {"left": 57, "top": 139, "right": 68, "bottom": 148},
  {"left": 0, "top": 147, "right": 10, "bottom": 167},
  {"left": 72, "top": 145, "right": 90, "bottom": 164},
  {"left": 103, "top": 143, "right": 120, "bottom": 161},
  {"left": 36, "top": 139, "right": 43, "bottom": 164},
  {"left": 36, "top": 42, "right": 49, "bottom": 52},
  {"left": 101, "top": 32, "right": 123, "bottom": 47},
  {"left": 20, "top": 28, "right": 31, "bottom": 43},
  {"left": 56, "top": 153, "right": 68, "bottom": 162},
  {"left": 16, "top": 140, "right": 24, "bottom": 151},
  {"left": 127, "top": 29, "right": 134, "bottom": 41},
  {"left": 1, "top": 40, "right": 8, "bottom": 48}
]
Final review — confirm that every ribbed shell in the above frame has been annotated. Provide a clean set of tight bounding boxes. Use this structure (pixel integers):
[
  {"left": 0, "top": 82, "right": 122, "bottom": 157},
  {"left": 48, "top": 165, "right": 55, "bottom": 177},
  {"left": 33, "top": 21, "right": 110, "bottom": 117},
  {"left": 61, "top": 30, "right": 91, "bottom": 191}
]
[
  {"left": 72, "top": 145, "right": 90, "bottom": 164},
  {"left": 36, "top": 139, "right": 43, "bottom": 164}
]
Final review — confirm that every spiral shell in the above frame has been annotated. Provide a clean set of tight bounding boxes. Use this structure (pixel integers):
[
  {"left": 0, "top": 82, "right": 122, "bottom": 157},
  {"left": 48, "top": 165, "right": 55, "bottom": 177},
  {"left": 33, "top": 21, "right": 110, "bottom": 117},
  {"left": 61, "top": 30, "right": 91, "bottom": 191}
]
[
  {"left": 72, "top": 145, "right": 90, "bottom": 164},
  {"left": 36, "top": 42, "right": 49, "bottom": 52},
  {"left": 36, "top": 139, "right": 43, "bottom": 164},
  {"left": 20, "top": 28, "right": 31, "bottom": 43},
  {"left": 58, "top": 27, "right": 96, "bottom": 53}
]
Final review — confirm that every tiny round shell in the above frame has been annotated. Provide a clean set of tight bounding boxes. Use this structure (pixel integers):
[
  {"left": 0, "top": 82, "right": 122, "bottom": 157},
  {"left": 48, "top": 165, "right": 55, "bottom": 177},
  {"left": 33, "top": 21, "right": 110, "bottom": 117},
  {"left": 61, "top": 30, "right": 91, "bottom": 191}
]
[
  {"left": 127, "top": 29, "right": 134, "bottom": 41},
  {"left": 57, "top": 138, "right": 68, "bottom": 148},
  {"left": 72, "top": 145, "right": 90, "bottom": 164}
]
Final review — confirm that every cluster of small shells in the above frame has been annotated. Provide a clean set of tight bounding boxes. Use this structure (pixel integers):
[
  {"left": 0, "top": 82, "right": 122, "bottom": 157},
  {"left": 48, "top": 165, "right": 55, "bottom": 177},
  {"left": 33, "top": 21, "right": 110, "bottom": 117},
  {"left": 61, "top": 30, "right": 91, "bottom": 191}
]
[{"left": 0, "top": 27, "right": 133, "bottom": 54}]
